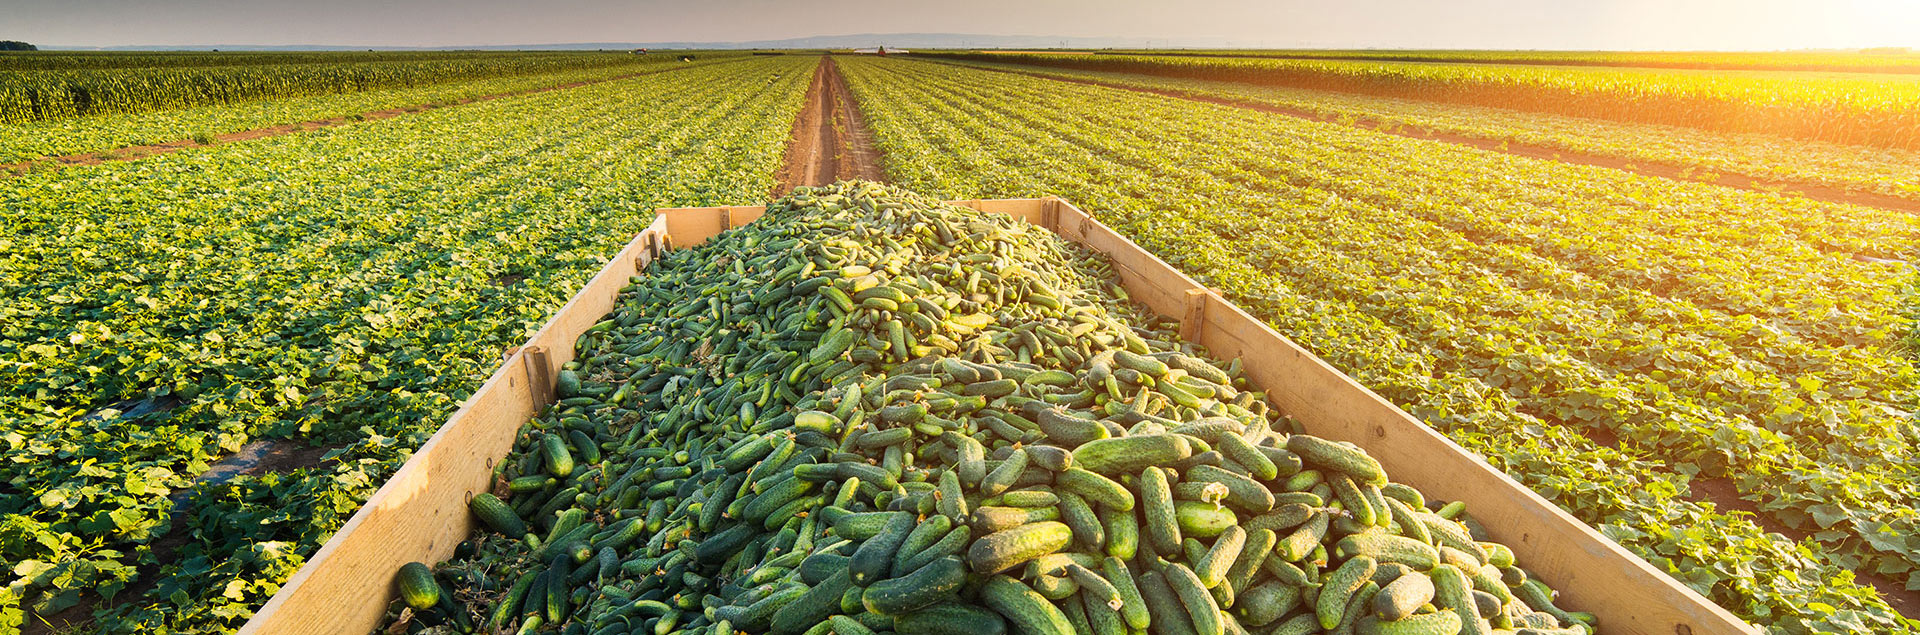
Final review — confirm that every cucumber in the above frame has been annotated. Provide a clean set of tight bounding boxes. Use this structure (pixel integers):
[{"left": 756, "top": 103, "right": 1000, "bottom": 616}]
[
  {"left": 1137, "top": 570, "right": 1199, "bottom": 635},
  {"left": 1173, "top": 500, "right": 1237, "bottom": 538},
  {"left": 1337, "top": 529, "right": 1441, "bottom": 571},
  {"left": 555, "top": 369, "right": 582, "bottom": 398},
  {"left": 1056, "top": 468, "right": 1136, "bottom": 511},
  {"left": 540, "top": 433, "right": 575, "bottom": 478},
  {"left": 980, "top": 448, "right": 1027, "bottom": 497},
  {"left": 1317, "top": 555, "right": 1378, "bottom": 629},
  {"left": 972, "top": 505, "right": 1060, "bottom": 533},
  {"left": 1024, "top": 445, "right": 1074, "bottom": 471},
  {"left": 1223, "top": 527, "right": 1275, "bottom": 594},
  {"left": 469, "top": 492, "right": 528, "bottom": 538},
  {"left": 835, "top": 511, "right": 909, "bottom": 540},
  {"left": 1363, "top": 611, "right": 1463, "bottom": 635},
  {"left": 897, "top": 525, "right": 972, "bottom": 576},
  {"left": 864, "top": 556, "right": 967, "bottom": 615},
  {"left": 1275, "top": 510, "right": 1328, "bottom": 561},
  {"left": 1429, "top": 564, "right": 1492, "bottom": 635},
  {"left": 1139, "top": 467, "right": 1182, "bottom": 555},
  {"left": 769, "top": 569, "right": 853, "bottom": 635},
  {"left": 1161, "top": 563, "right": 1224, "bottom": 635},
  {"left": 1186, "top": 465, "right": 1273, "bottom": 513},
  {"left": 1036, "top": 408, "right": 1110, "bottom": 447},
  {"left": 852, "top": 509, "right": 916, "bottom": 584},
  {"left": 1374, "top": 572, "right": 1435, "bottom": 621},
  {"left": 396, "top": 562, "right": 439, "bottom": 610},
  {"left": 1104, "top": 505, "right": 1139, "bottom": 560},
  {"left": 895, "top": 603, "right": 1009, "bottom": 635},
  {"left": 1101, "top": 556, "right": 1151, "bottom": 630},
  {"left": 1073, "top": 435, "right": 1192, "bottom": 475},
  {"left": 1082, "top": 587, "right": 1128, "bottom": 635},
  {"left": 968, "top": 520, "right": 1072, "bottom": 574},
  {"left": 981, "top": 574, "right": 1073, "bottom": 635},
  {"left": 1057, "top": 491, "right": 1105, "bottom": 551},
  {"left": 1235, "top": 581, "right": 1301, "bottom": 627},
  {"left": 891, "top": 514, "right": 954, "bottom": 577},
  {"left": 1286, "top": 435, "right": 1386, "bottom": 484},
  {"left": 1192, "top": 525, "right": 1245, "bottom": 588},
  {"left": 1216, "top": 433, "right": 1277, "bottom": 481}
]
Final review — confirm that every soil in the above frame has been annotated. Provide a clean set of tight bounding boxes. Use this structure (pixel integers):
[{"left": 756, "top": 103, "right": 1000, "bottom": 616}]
[
  {"left": 825, "top": 58, "right": 886, "bottom": 182},
  {"left": 20, "top": 438, "right": 348, "bottom": 635},
  {"left": 773, "top": 60, "right": 835, "bottom": 195},
  {"left": 774, "top": 57, "right": 886, "bottom": 195},
  {"left": 1, "top": 63, "right": 708, "bottom": 178},
  {"left": 938, "top": 61, "right": 1920, "bottom": 215}
]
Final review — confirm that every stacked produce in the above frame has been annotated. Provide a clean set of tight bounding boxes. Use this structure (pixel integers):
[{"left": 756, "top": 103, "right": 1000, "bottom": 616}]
[{"left": 382, "top": 182, "right": 1595, "bottom": 635}]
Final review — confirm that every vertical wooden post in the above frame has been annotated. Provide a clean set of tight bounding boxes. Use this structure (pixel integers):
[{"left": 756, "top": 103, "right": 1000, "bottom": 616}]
[
  {"left": 523, "top": 346, "right": 553, "bottom": 405},
  {"left": 1180, "top": 289, "right": 1209, "bottom": 343}
]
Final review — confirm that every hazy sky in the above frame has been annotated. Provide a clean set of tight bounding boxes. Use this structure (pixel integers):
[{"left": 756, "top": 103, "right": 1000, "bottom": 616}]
[{"left": 6, "top": 0, "right": 1919, "bottom": 49}]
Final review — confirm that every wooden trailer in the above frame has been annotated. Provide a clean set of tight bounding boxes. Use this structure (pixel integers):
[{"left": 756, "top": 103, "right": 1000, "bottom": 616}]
[{"left": 240, "top": 198, "right": 1756, "bottom": 635}]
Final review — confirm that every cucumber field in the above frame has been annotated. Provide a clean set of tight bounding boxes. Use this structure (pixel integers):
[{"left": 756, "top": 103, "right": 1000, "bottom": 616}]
[{"left": 2, "top": 38, "right": 1918, "bottom": 635}]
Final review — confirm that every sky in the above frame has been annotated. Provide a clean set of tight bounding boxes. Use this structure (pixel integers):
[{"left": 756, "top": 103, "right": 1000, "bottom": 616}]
[{"left": 5, "top": 0, "right": 1920, "bottom": 50}]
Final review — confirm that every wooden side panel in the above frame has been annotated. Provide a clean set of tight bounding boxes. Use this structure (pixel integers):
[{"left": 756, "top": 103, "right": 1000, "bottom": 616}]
[
  {"left": 661, "top": 205, "right": 768, "bottom": 246},
  {"left": 240, "top": 221, "right": 669, "bottom": 635}
]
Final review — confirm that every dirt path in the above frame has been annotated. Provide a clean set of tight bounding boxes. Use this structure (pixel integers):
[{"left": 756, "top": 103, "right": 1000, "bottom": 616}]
[
  {"left": 773, "top": 60, "right": 835, "bottom": 195},
  {"left": 773, "top": 57, "right": 886, "bottom": 194},
  {"left": 826, "top": 58, "right": 886, "bottom": 182},
  {"left": 1, "top": 62, "right": 714, "bottom": 179},
  {"left": 932, "top": 60, "right": 1920, "bottom": 215}
]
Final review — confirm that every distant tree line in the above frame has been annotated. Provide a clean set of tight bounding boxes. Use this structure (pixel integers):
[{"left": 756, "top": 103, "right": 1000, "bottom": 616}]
[{"left": 0, "top": 41, "right": 37, "bottom": 51}]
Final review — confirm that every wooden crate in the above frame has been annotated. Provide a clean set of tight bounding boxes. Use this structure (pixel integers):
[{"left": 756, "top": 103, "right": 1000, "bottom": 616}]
[{"left": 241, "top": 198, "right": 1755, "bottom": 635}]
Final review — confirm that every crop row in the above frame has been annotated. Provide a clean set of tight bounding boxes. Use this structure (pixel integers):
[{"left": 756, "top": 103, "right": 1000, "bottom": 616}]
[
  {"left": 837, "top": 56, "right": 1919, "bottom": 633},
  {"left": 0, "top": 55, "right": 815, "bottom": 633},
  {"left": 0, "top": 51, "right": 723, "bottom": 124},
  {"left": 1069, "top": 49, "right": 1920, "bottom": 74},
  {"left": 0, "top": 59, "right": 735, "bottom": 164},
  {"left": 915, "top": 52, "right": 1920, "bottom": 151},
  {"left": 0, "top": 50, "right": 579, "bottom": 71},
  {"left": 932, "top": 58, "right": 1920, "bottom": 204}
]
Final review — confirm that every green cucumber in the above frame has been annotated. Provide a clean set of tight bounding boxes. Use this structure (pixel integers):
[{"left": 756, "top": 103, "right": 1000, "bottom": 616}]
[
  {"left": 1161, "top": 562, "right": 1225, "bottom": 635},
  {"left": 895, "top": 603, "right": 1009, "bottom": 635},
  {"left": 981, "top": 574, "right": 1073, "bottom": 635},
  {"left": 1173, "top": 500, "right": 1238, "bottom": 538},
  {"left": 1286, "top": 435, "right": 1385, "bottom": 485},
  {"left": 1056, "top": 468, "right": 1136, "bottom": 511},
  {"left": 968, "top": 521, "right": 1072, "bottom": 574},
  {"left": 396, "top": 562, "right": 439, "bottom": 610},
  {"left": 1073, "top": 435, "right": 1192, "bottom": 475},
  {"left": 864, "top": 556, "right": 967, "bottom": 615},
  {"left": 1317, "top": 555, "right": 1377, "bottom": 629},
  {"left": 851, "top": 509, "right": 916, "bottom": 584},
  {"left": 1139, "top": 467, "right": 1182, "bottom": 555},
  {"left": 470, "top": 492, "right": 528, "bottom": 538}
]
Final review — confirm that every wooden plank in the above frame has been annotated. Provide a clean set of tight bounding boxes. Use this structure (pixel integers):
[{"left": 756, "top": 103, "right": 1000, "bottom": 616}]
[
  {"left": 240, "top": 230, "right": 661, "bottom": 635},
  {"left": 660, "top": 205, "right": 768, "bottom": 246}
]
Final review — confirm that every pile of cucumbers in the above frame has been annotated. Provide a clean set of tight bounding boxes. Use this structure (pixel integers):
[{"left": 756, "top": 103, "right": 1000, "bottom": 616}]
[{"left": 381, "top": 182, "right": 1595, "bottom": 635}]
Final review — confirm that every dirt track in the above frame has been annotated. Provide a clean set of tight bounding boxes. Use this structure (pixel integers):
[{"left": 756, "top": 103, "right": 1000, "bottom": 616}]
[
  {"left": 1, "top": 62, "right": 713, "bottom": 178},
  {"left": 930, "top": 59, "right": 1920, "bottom": 215},
  {"left": 775, "top": 57, "right": 885, "bottom": 195}
]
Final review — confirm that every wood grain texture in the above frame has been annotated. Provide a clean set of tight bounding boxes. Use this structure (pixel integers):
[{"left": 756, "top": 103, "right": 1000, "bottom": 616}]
[{"left": 247, "top": 198, "right": 1753, "bottom": 635}]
